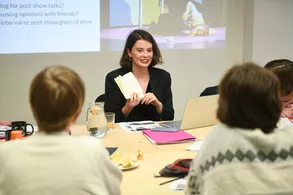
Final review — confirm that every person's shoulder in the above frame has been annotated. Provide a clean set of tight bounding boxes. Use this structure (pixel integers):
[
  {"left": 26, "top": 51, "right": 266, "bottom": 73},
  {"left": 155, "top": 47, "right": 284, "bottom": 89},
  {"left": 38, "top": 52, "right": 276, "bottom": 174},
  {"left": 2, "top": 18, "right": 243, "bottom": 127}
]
[
  {"left": 0, "top": 139, "right": 26, "bottom": 155},
  {"left": 71, "top": 136, "right": 104, "bottom": 148},
  {"left": 277, "top": 124, "right": 293, "bottom": 137},
  {"left": 205, "top": 123, "right": 239, "bottom": 144},
  {"left": 150, "top": 67, "right": 171, "bottom": 78},
  {"left": 106, "top": 67, "right": 130, "bottom": 79},
  {"left": 75, "top": 136, "right": 110, "bottom": 158},
  {"left": 208, "top": 123, "right": 230, "bottom": 137},
  {"left": 151, "top": 67, "right": 170, "bottom": 74}
]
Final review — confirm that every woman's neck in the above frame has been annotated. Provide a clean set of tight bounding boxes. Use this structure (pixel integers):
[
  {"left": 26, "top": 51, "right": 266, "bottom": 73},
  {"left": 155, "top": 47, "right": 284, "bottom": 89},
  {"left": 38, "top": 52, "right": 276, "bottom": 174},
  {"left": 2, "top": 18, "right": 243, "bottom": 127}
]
[{"left": 132, "top": 65, "right": 149, "bottom": 79}]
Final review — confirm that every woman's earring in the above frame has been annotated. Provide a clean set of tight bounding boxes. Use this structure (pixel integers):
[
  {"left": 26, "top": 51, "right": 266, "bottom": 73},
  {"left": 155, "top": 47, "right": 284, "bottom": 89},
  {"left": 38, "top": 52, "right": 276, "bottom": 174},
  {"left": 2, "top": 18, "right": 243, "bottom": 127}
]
[{"left": 128, "top": 56, "right": 132, "bottom": 62}]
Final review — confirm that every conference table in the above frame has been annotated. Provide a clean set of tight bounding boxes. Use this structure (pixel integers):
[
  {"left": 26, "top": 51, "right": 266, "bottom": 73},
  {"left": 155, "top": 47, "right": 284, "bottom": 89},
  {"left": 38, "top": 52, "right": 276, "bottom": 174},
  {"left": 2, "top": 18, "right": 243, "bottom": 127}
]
[
  {"left": 71, "top": 124, "right": 213, "bottom": 195},
  {"left": 0, "top": 124, "right": 212, "bottom": 194}
]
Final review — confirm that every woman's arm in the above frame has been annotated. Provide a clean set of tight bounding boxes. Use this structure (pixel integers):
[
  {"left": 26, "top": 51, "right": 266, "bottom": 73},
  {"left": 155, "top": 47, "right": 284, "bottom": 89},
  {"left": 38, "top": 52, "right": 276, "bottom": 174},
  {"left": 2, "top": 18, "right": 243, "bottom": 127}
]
[
  {"left": 94, "top": 141, "right": 122, "bottom": 195},
  {"left": 160, "top": 72, "right": 175, "bottom": 120},
  {"left": 121, "top": 93, "right": 140, "bottom": 118},
  {"left": 185, "top": 169, "right": 201, "bottom": 195}
]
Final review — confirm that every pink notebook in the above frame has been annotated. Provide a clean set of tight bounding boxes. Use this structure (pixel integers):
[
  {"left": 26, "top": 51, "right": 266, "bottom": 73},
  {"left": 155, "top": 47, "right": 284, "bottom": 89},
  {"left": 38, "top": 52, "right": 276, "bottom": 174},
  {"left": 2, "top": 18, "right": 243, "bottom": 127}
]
[{"left": 142, "top": 130, "right": 196, "bottom": 144}]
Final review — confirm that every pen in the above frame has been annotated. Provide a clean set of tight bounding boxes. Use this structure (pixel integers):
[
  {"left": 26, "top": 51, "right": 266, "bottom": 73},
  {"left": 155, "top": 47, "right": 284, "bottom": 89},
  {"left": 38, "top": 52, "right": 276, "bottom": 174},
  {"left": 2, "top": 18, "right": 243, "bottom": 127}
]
[{"left": 159, "top": 176, "right": 184, "bottom": 185}]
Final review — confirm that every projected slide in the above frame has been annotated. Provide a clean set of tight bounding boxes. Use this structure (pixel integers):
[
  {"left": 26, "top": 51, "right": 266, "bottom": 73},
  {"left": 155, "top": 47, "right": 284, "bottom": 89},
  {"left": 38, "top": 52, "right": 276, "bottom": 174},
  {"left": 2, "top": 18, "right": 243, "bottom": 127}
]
[
  {"left": 101, "top": 0, "right": 226, "bottom": 51},
  {"left": 0, "top": 0, "right": 226, "bottom": 54},
  {"left": 0, "top": 0, "right": 100, "bottom": 54}
]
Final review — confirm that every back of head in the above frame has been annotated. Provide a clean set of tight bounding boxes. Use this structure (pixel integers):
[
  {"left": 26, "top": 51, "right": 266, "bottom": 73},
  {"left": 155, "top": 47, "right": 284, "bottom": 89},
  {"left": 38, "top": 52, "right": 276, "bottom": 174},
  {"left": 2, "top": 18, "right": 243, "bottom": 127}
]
[
  {"left": 217, "top": 62, "right": 281, "bottom": 133},
  {"left": 119, "top": 29, "right": 162, "bottom": 69},
  {"left": 30, "top": 66, "right": 85, "bottom": 133},
  {"left": 264, "top": 59, "right": 293, "bottom": 96}
]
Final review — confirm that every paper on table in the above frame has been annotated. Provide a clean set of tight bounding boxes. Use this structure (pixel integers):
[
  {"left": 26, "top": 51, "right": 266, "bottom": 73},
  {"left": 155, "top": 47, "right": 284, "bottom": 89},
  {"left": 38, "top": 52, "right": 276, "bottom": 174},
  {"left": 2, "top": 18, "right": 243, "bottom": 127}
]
[
  {"left": 0, "top": 126, "right": 11, "bottom": 136},
  {"left": 185, "top": 139, "right": 205, "bottom": 151},
  {"left": 170, "top": 178, "right": 186, "bottom": 191},
  {"left": 144, "top": 134, "right": 156, "bottom": 144},
  {"left": 114, "top": 72, "right": 145, "bottom": 99},
  {"left": 118, "top": 121, "right": 159, "bottom": 132}
]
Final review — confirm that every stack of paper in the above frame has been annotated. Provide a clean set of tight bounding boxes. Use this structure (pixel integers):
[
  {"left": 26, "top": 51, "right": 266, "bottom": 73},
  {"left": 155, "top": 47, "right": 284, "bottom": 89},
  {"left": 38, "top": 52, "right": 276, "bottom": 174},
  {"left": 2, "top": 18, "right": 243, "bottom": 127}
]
[
  {"left": 118, "top": 121, "right": 159, "bottom": 132},
  {"left": 185, "top": 139, "right": 205, "bottom": 151},
  {"left": 142, "top": 130, "right": 196, "bottom": 144},
  {"left": 170, "top": 178, "right": 186, "bottom": 191},
  {"left": 114, "top": 72, "right": 144, "bottom": 99},
  {"left": 0, "top": 126, "right": 10, "bottom": 139}
]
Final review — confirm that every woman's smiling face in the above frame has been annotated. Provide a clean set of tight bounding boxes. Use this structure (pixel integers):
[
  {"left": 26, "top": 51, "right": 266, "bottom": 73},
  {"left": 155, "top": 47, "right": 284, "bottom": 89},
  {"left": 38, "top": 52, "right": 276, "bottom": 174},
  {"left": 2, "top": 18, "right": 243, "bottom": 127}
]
[{"left": 127, "top": 40, "right": 153, "bottom": 68}]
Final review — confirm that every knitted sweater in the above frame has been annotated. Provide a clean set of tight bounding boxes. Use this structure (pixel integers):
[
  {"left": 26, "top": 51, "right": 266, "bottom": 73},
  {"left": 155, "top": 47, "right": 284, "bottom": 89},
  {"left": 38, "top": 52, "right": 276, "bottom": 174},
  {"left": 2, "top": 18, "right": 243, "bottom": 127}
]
[{"left": 185, "top": 123, "right": 293, "bottom": 195}]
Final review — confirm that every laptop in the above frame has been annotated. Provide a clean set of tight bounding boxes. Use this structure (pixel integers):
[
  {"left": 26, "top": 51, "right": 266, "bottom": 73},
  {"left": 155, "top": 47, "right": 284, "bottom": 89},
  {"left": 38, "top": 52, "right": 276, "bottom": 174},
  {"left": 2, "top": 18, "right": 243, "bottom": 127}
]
[{"left": 161, "top": 95, "right": 219, "bottom": 130}]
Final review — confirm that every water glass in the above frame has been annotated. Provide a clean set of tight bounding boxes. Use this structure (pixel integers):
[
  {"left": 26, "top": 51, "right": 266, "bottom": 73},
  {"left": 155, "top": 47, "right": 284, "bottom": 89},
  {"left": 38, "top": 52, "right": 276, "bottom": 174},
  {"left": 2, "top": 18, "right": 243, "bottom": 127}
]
[{"left": 105, "top": 112, "right": 115, "bottom": 130}]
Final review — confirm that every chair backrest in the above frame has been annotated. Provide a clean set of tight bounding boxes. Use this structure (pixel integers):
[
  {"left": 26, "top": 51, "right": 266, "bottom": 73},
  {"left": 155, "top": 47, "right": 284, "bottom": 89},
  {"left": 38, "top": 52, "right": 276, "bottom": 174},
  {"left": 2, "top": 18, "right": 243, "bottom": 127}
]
[
  {"left": 95, "top": 94, "right": 105, "bottom": 102},
  {"left": 200, "top": 85, "right": 218, "bottom": 97}
]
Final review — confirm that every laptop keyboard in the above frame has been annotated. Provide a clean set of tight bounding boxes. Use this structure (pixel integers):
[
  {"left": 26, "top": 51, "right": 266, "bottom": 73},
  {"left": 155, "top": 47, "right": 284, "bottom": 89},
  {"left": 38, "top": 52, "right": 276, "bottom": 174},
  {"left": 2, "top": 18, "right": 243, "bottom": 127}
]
[{"left": 160, "top": 120, "right": 182, "bottom": 129}]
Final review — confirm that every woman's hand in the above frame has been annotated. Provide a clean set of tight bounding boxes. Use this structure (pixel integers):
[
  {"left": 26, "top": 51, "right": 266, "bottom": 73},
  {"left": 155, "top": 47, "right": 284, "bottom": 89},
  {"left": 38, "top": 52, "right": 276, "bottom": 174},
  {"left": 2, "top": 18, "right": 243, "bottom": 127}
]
[
  {"left": 141, "top": 93, "right": 163, "bottom": 114},
  {"left": 126, "top": 92, "right": 141, "bottom": 108},
  {"left": 122, "top": 92, "right": 141, "bottom": 117}
]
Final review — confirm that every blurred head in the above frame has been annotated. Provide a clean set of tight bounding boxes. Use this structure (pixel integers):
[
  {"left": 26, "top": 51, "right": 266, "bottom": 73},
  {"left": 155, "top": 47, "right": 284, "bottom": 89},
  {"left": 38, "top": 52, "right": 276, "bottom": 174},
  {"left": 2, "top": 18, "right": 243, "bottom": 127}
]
[
  {"left": 30, "top": 65, "right": 85, "bottom": 133},
  {"left": 217, "top": 62, "right": 281, "bottom": 133},
  {"left": 119, "top": 29, "right": 163, "bottom": 69},
  {"left": 264, "top": 59, "right": 293, "bottom": 96}
]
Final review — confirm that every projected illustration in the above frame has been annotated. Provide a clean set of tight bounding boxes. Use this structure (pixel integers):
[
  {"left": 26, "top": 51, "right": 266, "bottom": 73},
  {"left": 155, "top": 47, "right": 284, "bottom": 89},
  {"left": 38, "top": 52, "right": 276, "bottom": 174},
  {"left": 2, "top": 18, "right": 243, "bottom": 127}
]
[{"left": 101, "top": 0, "right": 226, "bottom": 51}]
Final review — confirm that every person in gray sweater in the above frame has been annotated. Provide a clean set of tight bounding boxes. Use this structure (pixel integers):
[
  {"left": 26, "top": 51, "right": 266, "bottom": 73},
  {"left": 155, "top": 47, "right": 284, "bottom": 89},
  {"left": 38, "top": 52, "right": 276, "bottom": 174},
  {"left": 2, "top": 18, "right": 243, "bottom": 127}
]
[{"left": 185, "top": 63, "right": 293, "bottom": 195}]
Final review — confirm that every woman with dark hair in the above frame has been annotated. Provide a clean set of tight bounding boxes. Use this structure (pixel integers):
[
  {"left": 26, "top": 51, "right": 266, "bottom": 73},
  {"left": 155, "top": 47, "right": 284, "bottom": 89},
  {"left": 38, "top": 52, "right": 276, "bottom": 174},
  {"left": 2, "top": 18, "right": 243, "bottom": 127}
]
[
  {"left": 185, "top": 63, "right": 293, "bottom": 195},
  {"left": 104, "top": 29, "right": 174, "bottom": 122},
  {"left": 264, "top": 59, "right": 293, "bottom": 119}
]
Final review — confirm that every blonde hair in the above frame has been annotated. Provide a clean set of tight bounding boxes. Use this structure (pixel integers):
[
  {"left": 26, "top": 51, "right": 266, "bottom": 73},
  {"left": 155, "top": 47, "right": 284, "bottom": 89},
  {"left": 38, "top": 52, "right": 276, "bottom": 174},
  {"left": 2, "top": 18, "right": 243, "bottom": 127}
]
[{"left": 30, "top": 65, "right": 85, "bottom": 133}]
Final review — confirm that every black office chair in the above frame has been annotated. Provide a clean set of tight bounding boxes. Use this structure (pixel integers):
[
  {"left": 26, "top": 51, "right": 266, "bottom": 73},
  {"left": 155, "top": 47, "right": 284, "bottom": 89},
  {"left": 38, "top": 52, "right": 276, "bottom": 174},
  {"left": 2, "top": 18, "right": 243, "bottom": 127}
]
[
  {"left": 200, "top": 85, "right": 218, "bottom": 97},
  {"left": 95, "top": 94, "right": 105, "bottom": 102}
]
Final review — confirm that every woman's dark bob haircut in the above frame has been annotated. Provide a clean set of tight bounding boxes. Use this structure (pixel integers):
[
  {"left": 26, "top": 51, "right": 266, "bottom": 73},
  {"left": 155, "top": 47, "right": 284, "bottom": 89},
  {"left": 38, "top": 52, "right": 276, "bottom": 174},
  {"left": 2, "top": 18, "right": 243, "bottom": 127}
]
[{"left": 119, "top": 29, "right": 163, "bottom": 69}]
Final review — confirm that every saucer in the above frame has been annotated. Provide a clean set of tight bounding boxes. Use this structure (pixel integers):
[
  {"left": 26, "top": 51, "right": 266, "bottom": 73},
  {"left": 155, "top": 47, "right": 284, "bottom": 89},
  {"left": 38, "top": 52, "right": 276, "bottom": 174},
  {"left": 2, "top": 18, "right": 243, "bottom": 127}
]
[{"left": 119, "top": 161, "right": 140, "bottom": 171}]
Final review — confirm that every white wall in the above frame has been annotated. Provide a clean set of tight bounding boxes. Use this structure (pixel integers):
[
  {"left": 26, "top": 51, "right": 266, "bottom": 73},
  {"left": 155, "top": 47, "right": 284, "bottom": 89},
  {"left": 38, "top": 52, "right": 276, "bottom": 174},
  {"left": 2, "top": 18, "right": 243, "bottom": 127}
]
[
  {"left": 0, "top": 0, "right": 250, "bottom": 125},
  {"left": 243, "top": 0, "right": 293, "bottom": 65},
  {"left": 243, "top": 0, "right": 254, "bottom": 62}
]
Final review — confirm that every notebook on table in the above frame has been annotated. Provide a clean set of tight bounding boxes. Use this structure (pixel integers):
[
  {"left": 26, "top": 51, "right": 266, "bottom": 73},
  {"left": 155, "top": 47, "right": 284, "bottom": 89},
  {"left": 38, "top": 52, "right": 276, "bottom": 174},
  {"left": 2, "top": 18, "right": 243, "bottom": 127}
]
[{"left": 142, "top": 129, "right": 196, "bottom": 144}]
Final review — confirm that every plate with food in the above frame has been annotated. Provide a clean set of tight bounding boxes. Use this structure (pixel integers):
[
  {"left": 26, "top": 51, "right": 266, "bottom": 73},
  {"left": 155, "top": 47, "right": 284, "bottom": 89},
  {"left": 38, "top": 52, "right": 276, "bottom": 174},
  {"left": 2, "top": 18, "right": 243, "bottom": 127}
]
[
  {"left": 119, "top": 160, "right": 140, "bottom": 171},
  {"left": 110, "top": 152, "right": 140, "bottom": 171}
]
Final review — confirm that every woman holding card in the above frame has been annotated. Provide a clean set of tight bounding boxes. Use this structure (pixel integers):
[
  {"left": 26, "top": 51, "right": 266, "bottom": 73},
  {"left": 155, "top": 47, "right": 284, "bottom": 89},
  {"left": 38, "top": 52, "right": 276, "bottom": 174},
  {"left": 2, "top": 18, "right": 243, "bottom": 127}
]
[{"left": 104, "top": 29, "right": 174, "bottom": 122}]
